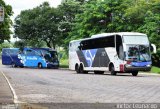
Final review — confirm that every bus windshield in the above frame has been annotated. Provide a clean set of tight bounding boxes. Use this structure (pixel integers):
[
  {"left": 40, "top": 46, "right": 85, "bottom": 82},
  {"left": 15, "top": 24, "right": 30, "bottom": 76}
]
[
  {"left": 123, "top": 35, "right": 149, "bottom": 44},
  {"left": 126, "top": 45, "right": 151, "bottom": 62}
]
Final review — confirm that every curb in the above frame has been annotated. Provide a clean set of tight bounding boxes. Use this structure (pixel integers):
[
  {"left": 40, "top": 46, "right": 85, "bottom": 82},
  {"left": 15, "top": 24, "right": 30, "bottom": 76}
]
[
  {"left": 140, "top": 72, "right": 160, "bottom": 76},
  {"left": 1, "top": 71, "right": 18, "bottom": 103}
]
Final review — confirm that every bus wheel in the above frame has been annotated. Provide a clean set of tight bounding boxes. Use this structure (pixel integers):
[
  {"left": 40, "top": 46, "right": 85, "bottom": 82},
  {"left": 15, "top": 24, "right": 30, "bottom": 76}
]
[
  {"left": 75, "top": 64, "right": 80, "bottom": 73},
  {"left": 111, "top": 65, "right": 117, "bottom": 75},
  {"left": 132, "top": 71, "right": 138, "bottom": 76},
  {"left": 79, "top": 64, "right": 88, "bottom": 74},
  {"left": 38, "top": 63, "right": 43, "bottom": 69},
  {"left": 94, "top": 71, "right": 104, "bottom": 74}
]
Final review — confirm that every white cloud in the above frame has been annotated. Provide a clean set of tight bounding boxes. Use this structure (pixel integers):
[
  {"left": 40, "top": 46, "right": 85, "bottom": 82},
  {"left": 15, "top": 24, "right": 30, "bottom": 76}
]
[
  {"left": 5, "top": 0, "right": 62, "bottom": 20},
  {"left": 4, "top": 0, "right": 62, "bottom": 42}
]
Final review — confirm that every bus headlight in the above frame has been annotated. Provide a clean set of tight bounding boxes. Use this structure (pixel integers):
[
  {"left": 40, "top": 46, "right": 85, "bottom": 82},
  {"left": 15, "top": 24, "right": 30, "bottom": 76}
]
[{"left": 125, "top": 64, "right": 132, "bottom": 67}]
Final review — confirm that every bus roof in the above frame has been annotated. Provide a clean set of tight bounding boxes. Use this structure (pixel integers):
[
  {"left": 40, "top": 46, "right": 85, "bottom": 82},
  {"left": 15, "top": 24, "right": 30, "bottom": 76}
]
[
  {"left": 70, "top": 32, "right": 147, "bottom": 43},
  {"left": 91, "top": 32, "right": 146, "bottom": 38}
]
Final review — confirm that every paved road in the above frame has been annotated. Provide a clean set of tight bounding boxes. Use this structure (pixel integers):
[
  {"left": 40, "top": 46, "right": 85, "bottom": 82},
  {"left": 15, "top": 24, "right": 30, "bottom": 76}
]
[{"left": 1, "top": 65, "right": 160, "bottom": 104}]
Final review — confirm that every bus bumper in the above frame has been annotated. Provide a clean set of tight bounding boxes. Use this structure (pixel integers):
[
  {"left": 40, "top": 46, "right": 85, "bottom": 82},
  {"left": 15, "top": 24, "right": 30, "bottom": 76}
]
[{"left": 124, "top": 65, "right": 151, "bottom": 72}]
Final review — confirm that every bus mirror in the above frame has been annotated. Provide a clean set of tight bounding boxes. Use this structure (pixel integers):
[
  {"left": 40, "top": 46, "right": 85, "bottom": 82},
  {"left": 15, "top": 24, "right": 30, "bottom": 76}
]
[
  {"left": 150, "top": 44, "right": 156, "bottom": 53},
  {"left": 78, "top": 46, "right": 81, "bottom": 50}
]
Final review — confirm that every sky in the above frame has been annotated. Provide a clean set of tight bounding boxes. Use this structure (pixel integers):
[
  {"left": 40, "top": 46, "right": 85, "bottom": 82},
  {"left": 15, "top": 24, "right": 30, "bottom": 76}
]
[{"left": 4, "top": 0, "right": 62, "bottom": 42}]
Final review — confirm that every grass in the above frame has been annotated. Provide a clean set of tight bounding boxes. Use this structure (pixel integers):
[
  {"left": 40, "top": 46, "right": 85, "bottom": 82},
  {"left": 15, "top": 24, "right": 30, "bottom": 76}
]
[
  {"left": 59, "top": 59, "right": 69, "bottom": 68},
  {"left": 151, "top": 66, "right": 160, "bottom": 74}
]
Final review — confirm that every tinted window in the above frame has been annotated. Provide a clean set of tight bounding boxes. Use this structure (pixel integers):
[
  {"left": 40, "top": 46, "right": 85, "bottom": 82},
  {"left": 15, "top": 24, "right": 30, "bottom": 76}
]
[
  {"left": 2, "top": 49, "right": 19, "bottom": 55},
  {"left": 25, "top": 50, "right": 36, "bottom": 56},
  {"left": 81, "top": 36, "right": 115, "bottom": 50}
]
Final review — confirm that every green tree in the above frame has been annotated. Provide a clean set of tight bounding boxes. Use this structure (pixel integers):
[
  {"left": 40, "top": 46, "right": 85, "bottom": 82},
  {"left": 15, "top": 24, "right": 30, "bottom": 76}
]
[
  {"left": 14, "top": 2, "right": 63, "bottom": 48},
  {"left": 69, "top": 0, "right": 129, "bottom": 40},
  {"left": 137, "top": 0, "right": 160, "bottom": 48},
  {"left": 69, "top": 0, "right": 160, "bottom": 50},
  {"left": 0, "top": 0, "right": 13, "bottom": 43},
  {"left": 0, "top": 42, "right": 13, "bottom": 52},
  {"left": 58, "top": 0, "right": 82, "bottom": 50}
]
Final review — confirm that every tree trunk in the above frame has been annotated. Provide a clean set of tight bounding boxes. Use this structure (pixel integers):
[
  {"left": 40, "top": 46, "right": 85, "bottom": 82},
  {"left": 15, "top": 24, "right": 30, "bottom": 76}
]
[{"left": 44, "top": 39, "right": 52, "bottom": 48}]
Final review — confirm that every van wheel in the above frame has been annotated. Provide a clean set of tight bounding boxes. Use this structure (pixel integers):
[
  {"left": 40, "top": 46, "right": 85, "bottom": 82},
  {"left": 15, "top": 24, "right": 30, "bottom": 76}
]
[
  {"left": 132, "top": 71, "right": 138, "bottom": 76},
  {"left": 20, "top": 66, "right": 24, "bottom": 68},
  {"left": 79, "top": 64, "right": 88, "bottom": 74},
  {"left": 38, "top": 63, "right": 43, "bottom": 69},
  {"left": 94, "top": 71, "right": 104, "bottom": 74},
  {"left": 11, "top": 62, "right": 17, "bottom": 68},
  {"left": 111, "top": 65, "right": 117, "bottom": 75}
]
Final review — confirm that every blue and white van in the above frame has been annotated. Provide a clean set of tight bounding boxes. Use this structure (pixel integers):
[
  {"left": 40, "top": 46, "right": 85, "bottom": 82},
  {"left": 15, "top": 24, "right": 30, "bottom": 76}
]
[{"left": 2, "top": 48, "right": 59, "bottom": 68}]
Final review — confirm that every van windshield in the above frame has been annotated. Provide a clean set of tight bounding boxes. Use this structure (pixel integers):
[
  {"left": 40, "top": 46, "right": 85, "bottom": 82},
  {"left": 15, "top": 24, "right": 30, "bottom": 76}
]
[
  {"left": 126, "top": 45, "right": 151, "bottom": 62},
  {"left": 44, "top": 51, "right": 58, "bottom": 62}
]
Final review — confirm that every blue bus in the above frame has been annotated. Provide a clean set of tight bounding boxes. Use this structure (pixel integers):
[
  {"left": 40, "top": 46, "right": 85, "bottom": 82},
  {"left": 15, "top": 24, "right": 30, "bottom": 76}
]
[{"left": 2, "top": 48, "right": 59, "bottom": 68}]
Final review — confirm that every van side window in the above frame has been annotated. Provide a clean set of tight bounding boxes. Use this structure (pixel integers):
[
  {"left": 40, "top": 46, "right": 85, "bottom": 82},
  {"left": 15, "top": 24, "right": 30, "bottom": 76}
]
[{"left": 25, "top": 50, "right": 36, "bottom": 56}]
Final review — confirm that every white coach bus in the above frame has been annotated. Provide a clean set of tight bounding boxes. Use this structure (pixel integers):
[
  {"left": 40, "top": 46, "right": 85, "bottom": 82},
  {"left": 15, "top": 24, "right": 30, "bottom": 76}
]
[{"left": 69, "top": 32, "right": 155, "bottom": 76}]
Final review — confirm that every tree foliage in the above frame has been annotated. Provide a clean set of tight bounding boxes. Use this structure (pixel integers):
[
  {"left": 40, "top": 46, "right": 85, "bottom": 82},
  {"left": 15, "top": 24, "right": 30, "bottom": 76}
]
[
  {"left": 14, "top": 0, "right": 160, "bottom": 50},
  {"left": 57, "top": 0, "right": 82, "bottom": 49},
  {"left": 69, "top": 0, "right": 160, "bottom": 49},
  {"left": 0, "top": 42, "right": 13, "bottom": 52},
  {"left": 0, "top": 0, "right": 13, "bottom": 43},
  {"left": 14, "top": 2, "right": 63, "bottom": 48}
]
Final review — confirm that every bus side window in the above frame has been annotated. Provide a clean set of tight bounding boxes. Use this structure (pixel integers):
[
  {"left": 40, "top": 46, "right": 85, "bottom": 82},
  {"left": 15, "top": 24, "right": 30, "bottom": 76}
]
[{"left": 78, "top": 43, "right": 83, "bottom": 50}]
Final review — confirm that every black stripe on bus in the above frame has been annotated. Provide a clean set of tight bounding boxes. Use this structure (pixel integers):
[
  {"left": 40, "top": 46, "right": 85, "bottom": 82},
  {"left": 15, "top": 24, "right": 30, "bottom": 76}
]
[
  {"left": 92, "top": 48, "right": 110, "bottom": 67},
  {"left": 76, "top": 50, "right": 88, "bottom": 67},
  {"left": 76, "top": 48, "right": 110, "bottom": 67}
]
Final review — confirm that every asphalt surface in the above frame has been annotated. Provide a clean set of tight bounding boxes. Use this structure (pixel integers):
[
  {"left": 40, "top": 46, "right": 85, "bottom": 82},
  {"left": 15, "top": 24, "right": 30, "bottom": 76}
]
[
  {"left": 0, "top": 71, "right": 13, "bottom": 103},
  {"left": 1, "top": 65, "right": 160, "bottom": 105}
]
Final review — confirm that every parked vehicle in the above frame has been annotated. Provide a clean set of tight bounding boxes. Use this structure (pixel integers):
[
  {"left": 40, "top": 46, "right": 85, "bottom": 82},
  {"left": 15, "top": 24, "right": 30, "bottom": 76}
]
[
  {"left": 2, "top": 48, "right": 59, "bottom": 68},
  {"left": 2, "top": 48, "right": 23, "bottom": 67},
  {"left": 69, "top": 32, "right": 156, "bottom": 76}
]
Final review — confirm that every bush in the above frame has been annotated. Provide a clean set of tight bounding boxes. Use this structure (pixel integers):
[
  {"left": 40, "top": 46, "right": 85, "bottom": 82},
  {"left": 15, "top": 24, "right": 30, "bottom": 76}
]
[
  {"left": 151, "top": 53, "right": 160, "bottom": 67},
  {"left": 0, "top": 42, "right": 13, "bottom": 52},
  {"left": 58, "top": 50, "right": 69, "bottom": 68}
]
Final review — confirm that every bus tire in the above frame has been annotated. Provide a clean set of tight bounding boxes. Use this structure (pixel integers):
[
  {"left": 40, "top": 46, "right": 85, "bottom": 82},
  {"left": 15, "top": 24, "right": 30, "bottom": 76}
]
[
  {"left": 110, "top": 65, "right": 117, "bottom": 75},
  {"left": 132, "top": 71, "right": 138, "bottom": 76},
  {"left": 38, "top": 63, "right": 43, "bottom": 69},
  {"left": 94, "top": 71, "right": 104, "bottom": 74},
  {"left": 79, "top": 64, "right": 88, "bottom": 74},
  {"left": 75, "top": 64, "right": 80, "bottom": 73}
]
